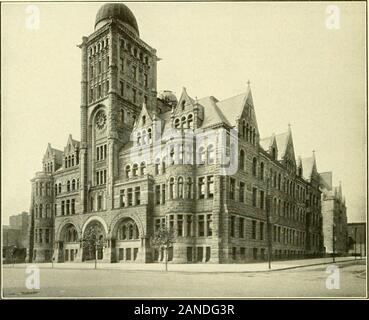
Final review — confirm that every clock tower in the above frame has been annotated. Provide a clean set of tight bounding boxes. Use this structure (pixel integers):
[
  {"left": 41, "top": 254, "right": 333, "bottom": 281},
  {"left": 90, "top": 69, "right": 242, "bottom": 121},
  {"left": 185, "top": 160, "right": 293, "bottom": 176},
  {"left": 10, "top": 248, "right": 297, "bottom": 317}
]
[{"left": 78, "top": 3, "right": 158, "bottom": 213}]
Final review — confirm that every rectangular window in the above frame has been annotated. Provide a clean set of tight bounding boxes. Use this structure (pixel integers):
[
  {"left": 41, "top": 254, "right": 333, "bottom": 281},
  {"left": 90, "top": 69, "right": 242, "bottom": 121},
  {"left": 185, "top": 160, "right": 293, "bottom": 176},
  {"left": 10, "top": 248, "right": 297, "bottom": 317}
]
[
  {"left": 127, "top": 188, "right": 133, "bottom": 206},
  {"left": 252, "top": 220, "right": 257, "bottom": 239},
  {"left": 198, "top": 177, "right": 205, "bottom": 199},
  {"left": 154, "top": 218, "right": 161, "bottom": 232},
  {"left": 132, "top": 88, "right": 137, "bottom": 103},
  {"left": 239, "top": 217, "right": 244, "bottom": 238},
  {"left": 162, "top": 184, "right": 166, "bottom": 204},
  {"left": 126, "top": 248, "right": 131, "bottom": 261},
  {"left": 230, "top": 216, "right": 235, "bottom": 237},
  {"left": 177, "top": 215, "right": 183, "bottom": 237},
  {"left": 252, "top": 188, "right": 257, "bottom": 207},
  {"left": 71, "top": 199, "right": 75, "bottom": 214},
  {"left": 135, "top": 187, "right": 140, "bottom": 205},
  {"left": 239, "top": 182, "right": 245, "bottom": 202},
  {"left": 187, "top": 215, "right": 192, "bottom": 237},
  {"left": 169, "top": 215, "right": 174, "bottom": 232},
  {"left": 66, "top": 200, "right": 70, "bottom": 215},
  {"left": 144, "top": 73, "right": 148, "bottom": 87},
  {"left": 198, "top": 215, "right": 205, "bottom": 237},
  {"left": 155, "top": 185, "right": 161, "bottom": 205},
  {"left": 260, "top": 190, "right": 265, "bottom": 209},
  {"left": 207, "top": 214, "right": 212, "bottom": 237},
  {"left": 260, "top": 222, "right": 264, "bottom": 240},
  {"left": 120, "top": 189, "right": 125, "bottom": 207},
  {"left": 120, "top": 81, "right": 124, "bottom": 96},
  {"left": 207, "top": 176, "right": 214, "bottom": 198},
  {"left": 97, "top": 195, "right": 102, "bottom": 211},
  {"left": 229, "top": 178, "right": 235, "bottom": 200},
  {"left": 232, "top": 247, "right": 237, "bottom": 260}
]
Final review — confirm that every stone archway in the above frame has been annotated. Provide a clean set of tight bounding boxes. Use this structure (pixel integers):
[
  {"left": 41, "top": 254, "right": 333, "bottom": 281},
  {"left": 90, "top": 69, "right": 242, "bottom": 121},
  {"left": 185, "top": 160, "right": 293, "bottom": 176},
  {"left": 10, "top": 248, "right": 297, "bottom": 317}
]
[
  {"left": 111, "top": 217, "right": 142, "bottom": 263},
  {"left": 59, "top": 223, "right": 79, "bottom": 262},
  {"left": 82, "top": 219, "right": 107, "bottom": 261}
]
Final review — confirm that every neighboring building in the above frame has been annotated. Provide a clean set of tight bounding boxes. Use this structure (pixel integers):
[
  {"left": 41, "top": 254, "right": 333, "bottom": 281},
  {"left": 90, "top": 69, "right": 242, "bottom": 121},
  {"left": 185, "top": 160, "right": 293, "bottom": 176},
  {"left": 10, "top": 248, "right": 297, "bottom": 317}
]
[
  {"left": 3, "top": 212, "right": 29, "bottom": 263},
  {"left": 347, "top": 222, "right": 366, "bottom": 257},
  {"left": 319, "top": 172, "right": 348, "bottom": 256},
  {"left": 28, "top": 3, "right": 327, "bottom": 264}
]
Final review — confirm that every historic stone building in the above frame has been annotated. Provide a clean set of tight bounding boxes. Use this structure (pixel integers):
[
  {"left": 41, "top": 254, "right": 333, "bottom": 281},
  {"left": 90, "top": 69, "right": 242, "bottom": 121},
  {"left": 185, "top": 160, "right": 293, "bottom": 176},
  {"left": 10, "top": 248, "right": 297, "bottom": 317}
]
[
  {"left": 28, "top": 3, "right": 326, "bottom": 264},
  {"left": 319, "top": 172, "right": 348, "bottom": 256}
]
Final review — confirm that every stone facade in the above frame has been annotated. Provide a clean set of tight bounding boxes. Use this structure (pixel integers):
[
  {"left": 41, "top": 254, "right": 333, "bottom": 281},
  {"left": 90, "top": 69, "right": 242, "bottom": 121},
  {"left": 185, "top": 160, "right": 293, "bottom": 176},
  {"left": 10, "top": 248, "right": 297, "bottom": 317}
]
[
  {"left": 28, "top": 3, "right": 329, "bottom": 264},
  {"left": 319, "top": 172, "right": 348, "bottom": 256}
]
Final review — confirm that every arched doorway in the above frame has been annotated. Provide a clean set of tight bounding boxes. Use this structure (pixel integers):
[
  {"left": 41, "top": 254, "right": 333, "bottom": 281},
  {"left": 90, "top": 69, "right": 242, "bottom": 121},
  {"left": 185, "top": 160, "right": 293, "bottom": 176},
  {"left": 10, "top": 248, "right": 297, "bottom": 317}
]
[
  {"left": 112, "top": 218, "right": 140, "bottom": 262},
  {"left": 60, "top": 223, "right": 79, "bottom": 262},
  {"left": 82, "top": 220, "right": 106, "bottom": 261}
]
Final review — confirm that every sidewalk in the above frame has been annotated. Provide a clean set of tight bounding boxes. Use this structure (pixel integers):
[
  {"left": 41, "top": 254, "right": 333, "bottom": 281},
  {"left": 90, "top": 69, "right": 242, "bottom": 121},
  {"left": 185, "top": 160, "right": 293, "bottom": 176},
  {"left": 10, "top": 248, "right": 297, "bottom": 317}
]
[{"left": 4, "top": 256, "right": 364, "bottom": 273}]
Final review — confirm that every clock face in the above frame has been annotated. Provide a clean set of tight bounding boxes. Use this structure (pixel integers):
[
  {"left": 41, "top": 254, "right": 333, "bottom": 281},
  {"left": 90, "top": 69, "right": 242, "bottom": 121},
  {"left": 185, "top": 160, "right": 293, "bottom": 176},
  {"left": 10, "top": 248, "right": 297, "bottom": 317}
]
[{"left": 95, "top": 111, "right": 106, "bottom": 130}]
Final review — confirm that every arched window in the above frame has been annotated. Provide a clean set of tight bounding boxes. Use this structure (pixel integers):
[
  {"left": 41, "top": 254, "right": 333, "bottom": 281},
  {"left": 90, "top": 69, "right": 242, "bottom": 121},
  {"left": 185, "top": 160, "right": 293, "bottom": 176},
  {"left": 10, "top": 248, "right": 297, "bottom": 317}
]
[
  {"left": 169, "top": 146, "right": 175, "bottom": 165},
  {"left": 242, "top": 120, "right": 246, "bottom": 139},
  {"left": 140, "top": 162, "right": 146, "bottom": 175},
  {"left": 252, "top": 157, "right": 257, "bottom": 176},
  {"left": 148, "top": 128, "right": 152, "bottom": 143},
  {"left": 187, "top": 114, "right": 193, "bottom": 129},
  {"left": 58, "top": 183, "right": 62, "bottom": 194},
  {"left": 137, "top": 132, "right": 141, "bottom": 145},
  {"left": 260, "top": 162, "right": 264, "bottom": 180},
  {"left": 125, "top": 165, "right": 131, "bottom": 179},
  {"left": 71, "top": 155, "right": 75, "bottom": 166},
  {"left": 207, "top": 144, "right": 215, "bottom": 164},
  {"left": 120, "top": 109, "right": 124, "bottom": 123},
  {"left": 187, "top": 177, "right": 192, "bottom": 199},
  {"left": 181, "top": 100, "right": 186, "bottom": 111},
  {"left": 162, "top": 158, "right": 166, "bottom": 174},
  {"left": 178, "top": 177, "right": 184, "bottom": 199},
  {"left": 54, "top": 184, "right": 58, "bottom": 195},
  {"left": 142, "top": 115, "right": 146, "bottom": 125},
  {"left": 132, "top": 164, "right": 138, "bottom": 176},
  {"left": 252, "top": 128, "right": 256, "bottom": 145},
  {"left": 155, "top": 159, "right": 160, "bottom": 175},
  {"left": 67, "top": 180, "right": 71, "bottom": 192},
  {"left": 129, "top": 224, "right": 134, "bottom": 239},
  {"left": 240, "top": 149, "right": 245, "bottom": 170},
  {"left": 169, "top": 177, "right": 175, "bottom": 199},
  {"left": 72, "top": 179, "right": 76, "bottom": 190},
  {"left": 68, "top": 155, "right": 71, "bottom": 168},
  {"left": 198, "top": 146, "right": 205, "bottom": 165},
  {"left": 181, "top": 116, "right": 186, "bottom": 128},
  {"left": 64, "top": 157, "right": 68, "bottom": 168},
  {"left": 174, "top": 118, "right": 180, "bottom": 129}
]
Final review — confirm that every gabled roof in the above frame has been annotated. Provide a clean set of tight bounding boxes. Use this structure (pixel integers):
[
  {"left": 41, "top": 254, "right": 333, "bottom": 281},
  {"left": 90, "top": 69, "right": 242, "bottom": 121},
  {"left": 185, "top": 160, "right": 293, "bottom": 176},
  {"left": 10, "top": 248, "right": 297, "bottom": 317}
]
[
  {"left": 43, "top": 143, "right": 63, "bottom": 161},
  {"left": 275, "top": 132, "right": 289, "bottom": 160},
  {"left": 216, "top": 90, "right": 249, "bottom": 126},
  {"left": 260, "top": 135, "right": 277, "bottom": 153},
  {"left": 301, "top": 155, "right": 317, "bottom": 181},
  {"left": 133, "top": 103, "right": 153, "bottom": 130},
  {"left": 320, "top": 171, "right": 333, "bottom": 191},
  {"left": 197, "top": 96, "right": 231, "bottom": 128}
]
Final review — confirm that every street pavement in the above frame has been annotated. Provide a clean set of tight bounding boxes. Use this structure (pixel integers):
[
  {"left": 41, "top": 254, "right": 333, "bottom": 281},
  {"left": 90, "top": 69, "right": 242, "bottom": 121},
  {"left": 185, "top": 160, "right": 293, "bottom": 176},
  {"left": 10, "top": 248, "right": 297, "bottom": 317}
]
[{"left": 2, "top": 258, "right": 366, "bottom": 298}]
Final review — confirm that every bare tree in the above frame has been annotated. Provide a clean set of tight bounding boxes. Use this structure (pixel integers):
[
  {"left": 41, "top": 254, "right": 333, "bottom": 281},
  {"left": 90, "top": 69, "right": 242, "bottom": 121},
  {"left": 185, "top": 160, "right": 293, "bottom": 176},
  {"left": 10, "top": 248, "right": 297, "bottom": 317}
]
[{"left": 151, "top": 226, "right": 175, "bottom": 271}]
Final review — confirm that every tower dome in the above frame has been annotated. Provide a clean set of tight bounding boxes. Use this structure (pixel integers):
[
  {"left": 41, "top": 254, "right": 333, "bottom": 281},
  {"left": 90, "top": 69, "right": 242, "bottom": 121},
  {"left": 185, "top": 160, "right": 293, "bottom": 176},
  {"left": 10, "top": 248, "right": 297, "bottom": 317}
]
[
  {"left": 158, "top": 90, "right": 178, "bottom": 106},
  {"left": 95, "top": 3, "right": 139, "bottom": 36}
]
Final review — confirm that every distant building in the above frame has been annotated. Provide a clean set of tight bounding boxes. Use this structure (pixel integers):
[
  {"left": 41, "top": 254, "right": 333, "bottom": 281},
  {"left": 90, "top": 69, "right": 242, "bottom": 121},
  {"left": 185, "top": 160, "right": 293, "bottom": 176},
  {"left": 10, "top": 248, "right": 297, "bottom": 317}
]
[
  {"left": 2, "top": 212, "right": 29, "bottom": 263},
  {"left": 347, "top": 222, "right": 366, "bottom": 257},
  {"left": 319, "top": 172, "right": 348, "bottom": 256}
]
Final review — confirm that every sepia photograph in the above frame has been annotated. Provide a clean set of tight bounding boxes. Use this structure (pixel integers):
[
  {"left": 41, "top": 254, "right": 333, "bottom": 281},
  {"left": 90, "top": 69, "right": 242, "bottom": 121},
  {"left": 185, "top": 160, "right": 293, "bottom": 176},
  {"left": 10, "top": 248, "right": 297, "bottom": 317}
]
[{"left": 1, "top": 1, "right": 367, "bottom": 301}]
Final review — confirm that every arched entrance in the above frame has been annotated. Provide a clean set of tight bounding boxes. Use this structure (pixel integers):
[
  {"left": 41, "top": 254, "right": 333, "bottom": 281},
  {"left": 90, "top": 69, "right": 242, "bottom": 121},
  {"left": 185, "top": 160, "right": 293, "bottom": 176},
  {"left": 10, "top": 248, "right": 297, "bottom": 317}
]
[
  {"left": 59, "top": 223, "right": 79, "bottom": 262},
  {"left": 112, "top": 218, "right": 140, "bottom": 262},
  {"left": 82, "top": 220, "right": 106, "bottom": 261}
]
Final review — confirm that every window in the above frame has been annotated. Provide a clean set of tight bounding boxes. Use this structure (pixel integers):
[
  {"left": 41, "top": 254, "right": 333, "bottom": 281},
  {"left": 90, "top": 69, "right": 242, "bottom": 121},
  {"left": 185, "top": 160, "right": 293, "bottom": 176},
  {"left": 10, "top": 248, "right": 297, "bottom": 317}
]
[
  {"left": 132, "top": 164, "right": 138, "bottom": 176},
  {"left": 252, "top": 220, "right": 257, "bottom": 239},
  {"left": 239, "top": 217, "right": 245, "bottom": 238},
  {"left": 187, "top": 215, "right": 192, "bottom": 237},
  {"left": 135, "top": 187, "right": 140, "bottom": 205},
  {"left": 198, "top": 215, "right": 205, "bottom": 237},
  {"left": 230, "top": 216, "right": 235, "bottom": 237},
  {"left": 97, "top": 195, "right": 102, "bottom": 211},
  {"left": 207, "top": 144, "right": 215, "bottom": 164},
  {"left": 72, "top": 179, "right": 76, "bottom": 191},
  {"left": 187, "top": 178, "right": 192, "bottom": 199},
  {"left": 120, "top": 81, "right": 124, "bottom": 96},
  {"left": 260, "top": 190, "right": 265, "bottom": 209},
  {"left": 252, "top": 187, "right": 257, "bottom": 207},
  {"left": 67, "top": 180, "right": 70, "bottom": 192},
  {"left": 239, "top": 182, "right": 245, "bottom": 202},
  {"left": 155, "top": 185, "right": 161, "bottom": 205},
  {"left": 144, "top": 73, "right": 148, "bottom": 87},
  {"left": 198, "top": 177, "right": 205, "bottom": 199},
  {"left": 71, "top": 199, "right": 75, "bottom": 214},
  {"left": 260, "top": 162, "right": 264, "bottom": 180},
  {"left": 240, "top": 149, "right": 245, "bottom": 171},
  {"left": 198, "top": 146, "right": 205, "bottom": 165},
  {"left": 260, "top": 222, "right": 264, "bottom": 240},
  {"left": 125, "top": 165, "right": 131, "bottom": 179},
  {"left": 132, "top": 88, "right": 137, "bottom": 103},
  {"left": 178, "top": 177, "right": 184, "bottom": 199},
  {"left": 140, "top": 162, "right": 146, "bottom": 175},
  {"left": 120, "top": 190, "right": 125, "bottom": 207},
  {"left": 207, "top": 214, "right": 212, "bottom": 237},
  {"left": 127, "top": 188, "right": 133, "bottom": 206},
  {"left": 162, "top": 184, "right": 166, "bottom": 204},
  {"left": 229, "top": 178, "right": 235, "bottom": 200},
  {"left": 66, "top": 200, "right": 70, "bottom": 215},
  {"left": 207, "top": 176, "right": 214, "bottom": 198},
  {"left": 252, "top": 158, "right": 257, "bottom": 176},
  {"left": 177, "top": 215, "right": 183, "bottom": 236},
  {"left": 169, "top": 177, "right": 175, "bottom": 199}
]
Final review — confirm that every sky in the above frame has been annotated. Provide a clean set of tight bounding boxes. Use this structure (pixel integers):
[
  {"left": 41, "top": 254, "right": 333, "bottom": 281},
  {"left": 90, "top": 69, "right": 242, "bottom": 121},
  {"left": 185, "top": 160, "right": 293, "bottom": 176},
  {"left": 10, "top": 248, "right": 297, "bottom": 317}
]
[{"left": 1, "top": 1, "right": 366, "bottom": 225}]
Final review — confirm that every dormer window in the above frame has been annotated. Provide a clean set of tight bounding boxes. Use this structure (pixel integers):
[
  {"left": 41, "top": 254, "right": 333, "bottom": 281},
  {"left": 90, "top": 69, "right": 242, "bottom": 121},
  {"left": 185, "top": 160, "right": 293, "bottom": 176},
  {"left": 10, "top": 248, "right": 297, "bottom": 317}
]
[
  {"left": 142, "top": 115, "right": 146, "bottom": 125},
  {"left": 181, "top": 100, "right": 185, "bottom": 111},
  {"left": 174, "top": 118, "right": 180, "bottom": 129}
]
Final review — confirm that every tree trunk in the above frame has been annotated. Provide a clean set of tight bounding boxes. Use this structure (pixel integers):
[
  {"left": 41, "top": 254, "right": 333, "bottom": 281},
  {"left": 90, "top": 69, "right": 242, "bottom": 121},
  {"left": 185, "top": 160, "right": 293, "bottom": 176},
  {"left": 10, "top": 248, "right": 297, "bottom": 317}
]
[{"left": 165, "top": 247, "right": 168, "bottom": 272}]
